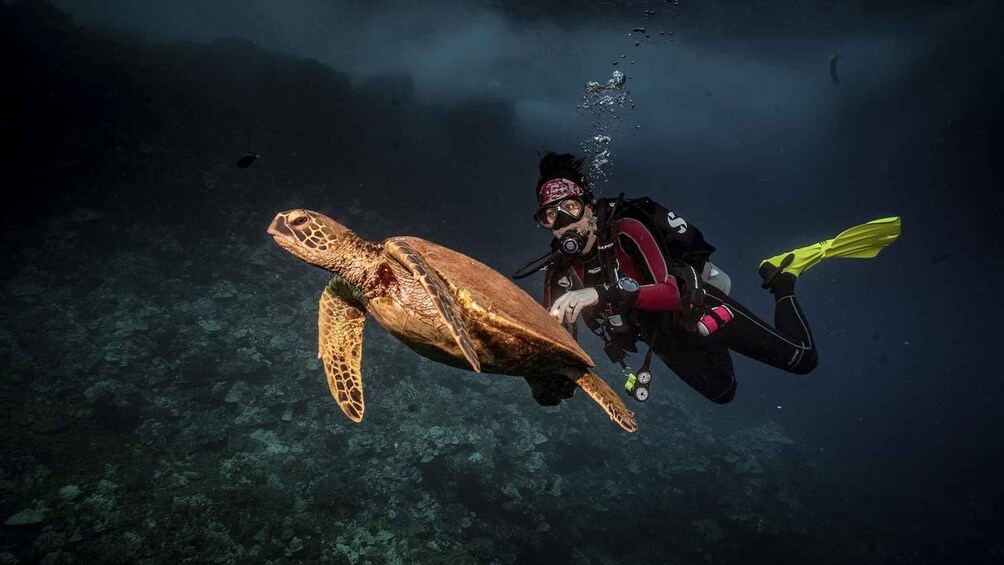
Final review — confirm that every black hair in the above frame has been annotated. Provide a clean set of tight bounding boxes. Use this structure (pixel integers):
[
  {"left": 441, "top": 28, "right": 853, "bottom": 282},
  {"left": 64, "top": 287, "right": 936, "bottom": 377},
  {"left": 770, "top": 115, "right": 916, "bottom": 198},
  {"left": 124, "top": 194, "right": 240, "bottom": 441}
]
[{"left": 536, "top": 151, "right": 593, "bottom": 202}]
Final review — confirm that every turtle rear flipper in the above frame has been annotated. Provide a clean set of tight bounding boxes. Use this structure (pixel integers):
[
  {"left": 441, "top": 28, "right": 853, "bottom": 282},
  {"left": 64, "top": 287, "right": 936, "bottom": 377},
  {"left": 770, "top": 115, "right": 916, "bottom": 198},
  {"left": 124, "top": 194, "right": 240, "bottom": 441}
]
[
  {"left": 384, "top": 238, "right": 481, "bottom": 372},
  {"left": 575, "top": 371, "right": 638, "bottom": 433},
  {"left": 318, "top": 277, "right": 367, "bottom": 422}
]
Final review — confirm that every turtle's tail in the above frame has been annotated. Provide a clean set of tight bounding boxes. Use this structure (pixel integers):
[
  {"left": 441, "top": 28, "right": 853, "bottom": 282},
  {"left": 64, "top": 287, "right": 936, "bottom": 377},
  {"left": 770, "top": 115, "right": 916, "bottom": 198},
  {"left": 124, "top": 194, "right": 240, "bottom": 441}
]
[{"left": 576, "top": 371, "right": 638, "bottom": 433}]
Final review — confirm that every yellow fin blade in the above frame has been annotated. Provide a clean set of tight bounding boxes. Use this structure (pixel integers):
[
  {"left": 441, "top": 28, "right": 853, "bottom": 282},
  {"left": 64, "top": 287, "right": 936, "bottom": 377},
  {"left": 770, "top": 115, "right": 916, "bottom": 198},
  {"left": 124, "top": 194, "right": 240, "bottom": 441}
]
[{"left": 761, "top": 216, "right": 901, "bottom": 279}]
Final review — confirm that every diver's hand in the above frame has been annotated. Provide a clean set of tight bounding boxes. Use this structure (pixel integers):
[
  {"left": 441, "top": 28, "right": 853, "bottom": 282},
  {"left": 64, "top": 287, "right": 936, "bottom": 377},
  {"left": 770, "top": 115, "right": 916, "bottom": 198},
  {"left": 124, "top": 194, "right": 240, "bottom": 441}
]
[{"left": 550, "top": 288, "right": 600, "bottom": 325}]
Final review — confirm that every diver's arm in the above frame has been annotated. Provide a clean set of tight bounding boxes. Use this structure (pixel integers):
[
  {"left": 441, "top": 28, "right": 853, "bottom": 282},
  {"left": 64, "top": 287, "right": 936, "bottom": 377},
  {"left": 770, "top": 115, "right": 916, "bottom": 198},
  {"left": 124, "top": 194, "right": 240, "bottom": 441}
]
[
  {"left": 635, "top": 282, "right": 680, "bottom": 310},
  {"left": 543, "top": 267, "right": 588, "bottom": 334},
  {"left": 614, "top": 218, "right": 681, "bottom": 311},
  {"left": 543, "top": 265, "right": 575, "bottom": 309}
]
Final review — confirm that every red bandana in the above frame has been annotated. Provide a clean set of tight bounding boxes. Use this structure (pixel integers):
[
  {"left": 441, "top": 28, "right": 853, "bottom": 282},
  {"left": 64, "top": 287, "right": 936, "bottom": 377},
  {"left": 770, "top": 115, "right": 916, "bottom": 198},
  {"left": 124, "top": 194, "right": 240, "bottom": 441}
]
[{"left": 537, "top": 178, "right": 584, "bottom": 207}]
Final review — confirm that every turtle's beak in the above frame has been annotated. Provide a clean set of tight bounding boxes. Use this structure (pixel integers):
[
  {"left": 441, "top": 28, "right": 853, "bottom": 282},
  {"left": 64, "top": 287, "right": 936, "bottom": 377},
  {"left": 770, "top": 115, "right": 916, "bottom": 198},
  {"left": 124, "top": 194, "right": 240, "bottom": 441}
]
[{"left": 267, "top": 214, "right": 293, "bottom": 239}]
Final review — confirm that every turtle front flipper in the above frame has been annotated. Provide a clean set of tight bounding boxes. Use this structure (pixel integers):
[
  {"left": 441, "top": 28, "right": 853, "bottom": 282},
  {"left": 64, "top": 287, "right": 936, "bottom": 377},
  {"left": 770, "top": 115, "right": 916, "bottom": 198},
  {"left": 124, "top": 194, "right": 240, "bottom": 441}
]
[
  {"left": 384, "top": 239, "right": 481, "bottom": 373},
  {"left": 318, "top": 277, "right": 367, "bottom": 423},
  {"left": 574, "top": 371, "right": 638, "bottom": 433}
]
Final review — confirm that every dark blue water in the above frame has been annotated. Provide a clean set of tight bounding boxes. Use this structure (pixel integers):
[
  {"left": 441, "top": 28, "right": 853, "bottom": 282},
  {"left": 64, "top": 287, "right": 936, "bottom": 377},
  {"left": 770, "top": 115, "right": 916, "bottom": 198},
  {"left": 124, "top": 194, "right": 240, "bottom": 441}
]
[{"left": 1, "top": 1, "right": 1001, "bottom": 562}]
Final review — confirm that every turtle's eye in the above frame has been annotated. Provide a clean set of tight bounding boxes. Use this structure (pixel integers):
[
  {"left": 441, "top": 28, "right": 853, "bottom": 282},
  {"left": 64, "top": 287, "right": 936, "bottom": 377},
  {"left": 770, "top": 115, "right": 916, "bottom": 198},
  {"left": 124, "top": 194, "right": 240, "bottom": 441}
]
[{"left": 290, "top": 215, "right": 309, "bottom": 227}]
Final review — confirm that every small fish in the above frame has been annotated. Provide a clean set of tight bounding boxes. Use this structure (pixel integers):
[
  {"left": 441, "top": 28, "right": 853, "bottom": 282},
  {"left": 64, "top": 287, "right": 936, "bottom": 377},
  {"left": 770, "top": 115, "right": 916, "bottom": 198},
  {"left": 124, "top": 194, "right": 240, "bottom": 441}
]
[
  {"left": 236, "top": 153, "right": 259, "bottom": 169},
  {"left": 829, "top": 55, "right": 841, "bottom": 84}
]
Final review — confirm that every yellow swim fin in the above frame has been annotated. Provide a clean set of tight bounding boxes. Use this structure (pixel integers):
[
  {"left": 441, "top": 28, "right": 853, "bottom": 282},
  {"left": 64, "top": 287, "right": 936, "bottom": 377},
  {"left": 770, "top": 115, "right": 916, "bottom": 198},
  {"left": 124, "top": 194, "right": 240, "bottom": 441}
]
[{"left": 760, "top": 216, "right": 901, "bottom": 283}]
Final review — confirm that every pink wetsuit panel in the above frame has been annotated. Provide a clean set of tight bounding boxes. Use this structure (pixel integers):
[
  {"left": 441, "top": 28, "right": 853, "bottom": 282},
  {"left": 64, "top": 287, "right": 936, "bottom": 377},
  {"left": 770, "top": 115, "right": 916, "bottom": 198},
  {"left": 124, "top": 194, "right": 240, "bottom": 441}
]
[{"left": 614, "top": 218, "right": 681, "bottom": 311}]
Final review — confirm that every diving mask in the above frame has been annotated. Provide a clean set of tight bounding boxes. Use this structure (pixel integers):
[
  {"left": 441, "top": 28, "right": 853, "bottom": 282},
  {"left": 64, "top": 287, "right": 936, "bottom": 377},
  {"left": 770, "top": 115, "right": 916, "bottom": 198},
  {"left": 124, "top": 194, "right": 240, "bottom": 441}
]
[{"left": 534, "top": 197, "right": 585, "bottom": 229}]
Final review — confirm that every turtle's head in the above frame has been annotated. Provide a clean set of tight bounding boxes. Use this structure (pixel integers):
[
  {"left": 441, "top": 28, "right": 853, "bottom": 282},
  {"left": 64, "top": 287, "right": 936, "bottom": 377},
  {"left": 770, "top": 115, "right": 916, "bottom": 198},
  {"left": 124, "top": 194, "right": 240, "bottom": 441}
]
[{"left": 268, "top": 209, "right": 354, "bottom": 271}]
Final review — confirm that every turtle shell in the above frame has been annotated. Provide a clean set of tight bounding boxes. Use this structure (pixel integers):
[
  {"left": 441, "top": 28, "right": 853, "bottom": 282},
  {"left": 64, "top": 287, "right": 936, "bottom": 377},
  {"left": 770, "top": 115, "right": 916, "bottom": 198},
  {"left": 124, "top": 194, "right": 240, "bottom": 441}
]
[{"left": 389, "top": 236, "right": 593, "bottom": 373}]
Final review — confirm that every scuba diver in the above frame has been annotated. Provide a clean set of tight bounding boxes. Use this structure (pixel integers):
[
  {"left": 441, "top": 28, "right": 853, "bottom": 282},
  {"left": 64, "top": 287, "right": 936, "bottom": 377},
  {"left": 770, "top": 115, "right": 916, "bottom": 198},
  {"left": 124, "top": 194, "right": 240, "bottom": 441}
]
[{"left": 513, "top": 152, "right": 900, "bottom": 404}]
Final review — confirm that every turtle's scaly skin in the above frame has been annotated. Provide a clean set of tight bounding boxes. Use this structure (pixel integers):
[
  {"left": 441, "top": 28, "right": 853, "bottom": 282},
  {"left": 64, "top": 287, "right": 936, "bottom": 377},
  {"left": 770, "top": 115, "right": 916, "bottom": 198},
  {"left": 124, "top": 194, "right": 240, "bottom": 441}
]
[
  {"left": 268, "top": 209, "right": 637, "bottom": 432},
  {"left": 318, "top": 278, "right": 366, "bottom": 422}
]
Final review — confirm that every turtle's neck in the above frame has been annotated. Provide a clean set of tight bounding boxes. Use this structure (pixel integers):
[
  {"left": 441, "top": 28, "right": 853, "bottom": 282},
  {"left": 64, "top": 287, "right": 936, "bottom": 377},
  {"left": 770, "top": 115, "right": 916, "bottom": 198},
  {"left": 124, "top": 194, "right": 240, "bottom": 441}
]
[{"left": 320, "top": 230, "right": 384, "bottom": 290}]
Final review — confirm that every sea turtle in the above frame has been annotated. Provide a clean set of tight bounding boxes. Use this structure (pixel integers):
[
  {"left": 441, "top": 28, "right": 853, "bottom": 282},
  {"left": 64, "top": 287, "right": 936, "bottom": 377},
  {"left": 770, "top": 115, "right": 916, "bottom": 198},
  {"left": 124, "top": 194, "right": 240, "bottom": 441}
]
[{"left": 267, "top": 209, "right": 637, "bottom": 432}]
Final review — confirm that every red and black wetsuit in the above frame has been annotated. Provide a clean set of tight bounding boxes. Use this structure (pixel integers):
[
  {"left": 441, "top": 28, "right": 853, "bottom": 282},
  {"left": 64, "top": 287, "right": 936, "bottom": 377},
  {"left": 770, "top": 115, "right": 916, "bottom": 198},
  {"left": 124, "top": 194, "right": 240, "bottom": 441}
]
[
  {"left": 544, "top": 216, "right": 684, "bottom": 310},
  {"left": 544, "top": 200, "right": 818, "bottom": 404}
]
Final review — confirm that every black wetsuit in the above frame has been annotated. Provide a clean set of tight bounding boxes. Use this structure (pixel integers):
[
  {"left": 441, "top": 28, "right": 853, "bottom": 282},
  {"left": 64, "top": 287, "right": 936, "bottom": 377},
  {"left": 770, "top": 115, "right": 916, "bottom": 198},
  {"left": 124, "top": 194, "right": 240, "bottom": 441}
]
[{"left": 543, "top": 199, "right": 818, "bottom": 403}]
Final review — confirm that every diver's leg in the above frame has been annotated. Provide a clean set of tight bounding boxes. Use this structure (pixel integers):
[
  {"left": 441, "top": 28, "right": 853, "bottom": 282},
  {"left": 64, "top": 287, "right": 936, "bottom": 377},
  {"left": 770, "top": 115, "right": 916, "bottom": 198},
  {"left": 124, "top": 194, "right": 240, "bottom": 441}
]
[
  {"left": 703, "top": 283, "right": 819, "bottom": 374},
  {"left": 647, "top": 325, "right": 737, "bottom": 404}
]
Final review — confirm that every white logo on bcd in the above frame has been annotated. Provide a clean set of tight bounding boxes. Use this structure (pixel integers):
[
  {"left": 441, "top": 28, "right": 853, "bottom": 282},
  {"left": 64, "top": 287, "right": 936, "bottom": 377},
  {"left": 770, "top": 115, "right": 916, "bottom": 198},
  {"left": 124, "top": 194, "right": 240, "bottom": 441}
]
[{"left": 667, "top": 211, "right": 688, "bottom": 233}]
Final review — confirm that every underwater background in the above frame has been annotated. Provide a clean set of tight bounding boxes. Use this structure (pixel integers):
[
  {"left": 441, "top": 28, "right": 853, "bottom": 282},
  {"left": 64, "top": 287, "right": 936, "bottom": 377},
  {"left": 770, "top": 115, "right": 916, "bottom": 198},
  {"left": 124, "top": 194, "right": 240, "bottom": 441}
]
[{"left": 1, "top": 0, "right": 1001, "bottom": 563}]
